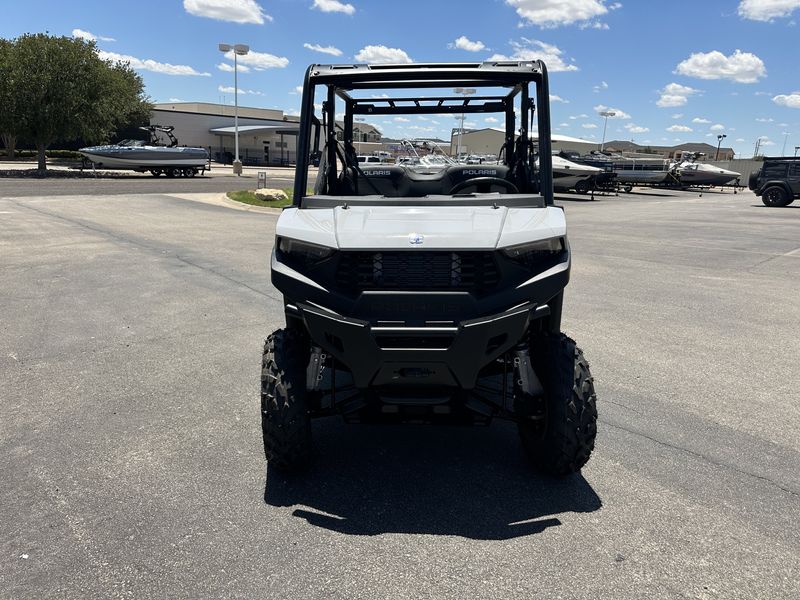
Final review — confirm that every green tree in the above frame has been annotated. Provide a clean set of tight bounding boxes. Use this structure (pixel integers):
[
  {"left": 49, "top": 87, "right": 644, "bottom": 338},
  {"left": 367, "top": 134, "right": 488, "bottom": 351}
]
[
  {"left": 0, "top": 38, "right": 22, "bottom": 159},
  {"left": 8, "top": 34, "right": 151, "bottom": 172}
]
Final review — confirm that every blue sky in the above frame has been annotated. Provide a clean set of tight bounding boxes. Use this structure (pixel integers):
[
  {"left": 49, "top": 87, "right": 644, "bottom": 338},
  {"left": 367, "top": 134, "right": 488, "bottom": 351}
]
[{"left": 3, "top": 0, "right": 800, "bottom": 156}]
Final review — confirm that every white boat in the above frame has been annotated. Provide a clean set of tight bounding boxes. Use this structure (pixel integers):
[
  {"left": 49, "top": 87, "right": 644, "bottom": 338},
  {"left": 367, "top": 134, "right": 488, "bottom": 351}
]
[
  {"left": 609, "top": 157, "right": 673, "bottom": 185},
  {"left": 547, "top": 155, "right": 602, "bottom": 190},
  {"left": 674, "top": 160, "right": 740, "bottom": 187},
  {"left": 80, "top": 126, "right": 209, "bottom": 176}
]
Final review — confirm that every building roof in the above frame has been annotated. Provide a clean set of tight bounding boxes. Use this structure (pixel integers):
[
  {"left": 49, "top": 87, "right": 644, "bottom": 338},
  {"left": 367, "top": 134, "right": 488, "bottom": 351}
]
[
  {"left": 209, "top": 124, "right": 299, "bottom": 135},
  {"left": 605, "top": 140, "right": 734, "bottom": 155},
  {"left": 153, "top": 102, "right": 285, "bottom": 121}
]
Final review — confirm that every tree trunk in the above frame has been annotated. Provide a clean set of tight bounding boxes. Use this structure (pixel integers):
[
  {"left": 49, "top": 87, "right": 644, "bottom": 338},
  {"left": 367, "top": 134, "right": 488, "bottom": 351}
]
[
  {"left": 37, "top": 143, "right": 47, "bottom": 173},
  {"left": 1, "top": 133, "right": 16, "bottom": 160}
]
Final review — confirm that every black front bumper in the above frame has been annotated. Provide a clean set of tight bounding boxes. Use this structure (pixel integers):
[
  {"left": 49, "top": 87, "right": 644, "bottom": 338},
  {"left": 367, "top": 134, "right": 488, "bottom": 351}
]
[{"left": 292, "top": 300, "right": 548, "bottom": 389}]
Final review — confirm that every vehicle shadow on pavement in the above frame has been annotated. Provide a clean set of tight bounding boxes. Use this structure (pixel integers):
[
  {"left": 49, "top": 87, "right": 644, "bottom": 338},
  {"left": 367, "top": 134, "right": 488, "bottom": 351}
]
[{"left": 263, "top": 418, "right": 601, "bottom": 540}]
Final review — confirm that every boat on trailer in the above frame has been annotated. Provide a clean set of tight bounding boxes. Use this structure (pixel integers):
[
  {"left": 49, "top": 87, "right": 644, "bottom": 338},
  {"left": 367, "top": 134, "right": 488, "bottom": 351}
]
[
  {"left": 673, "top": 154, "right": 740, "bottom": 187},
  {"left": 79, "top": 126, "right": 209, "bottom": 177}
]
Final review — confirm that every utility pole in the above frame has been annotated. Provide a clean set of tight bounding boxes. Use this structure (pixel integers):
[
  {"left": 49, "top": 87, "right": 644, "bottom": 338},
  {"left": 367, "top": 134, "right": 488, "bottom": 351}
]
[
  {"left": 715, "top": 133, "right": 727, "bottom": 160},
  {"left": 218, "top": 43, "right": 250, "bottom": 175},
  {"left": 453, "top": 87, "right": 476, "bottom": 159},
  {"left": 599, "top": 111, "right": 615, "bottom": 151},
  {"left": 781, "top": 132, "right": 790, "bottom": 156}
]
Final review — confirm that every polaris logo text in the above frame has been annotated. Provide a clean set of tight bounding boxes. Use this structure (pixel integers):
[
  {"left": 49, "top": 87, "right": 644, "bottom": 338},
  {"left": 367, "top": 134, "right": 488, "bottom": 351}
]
[
  {"left": 365, "top": 170, "right": 392, "bottom": 176},
  {"left": 462, "top": 169, "right": 497, "bottom": 176}
]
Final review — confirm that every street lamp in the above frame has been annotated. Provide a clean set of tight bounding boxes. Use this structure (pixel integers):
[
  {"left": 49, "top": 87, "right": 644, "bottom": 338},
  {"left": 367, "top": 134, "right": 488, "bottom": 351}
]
[
  {"left": 795, "top": 145, "right": 799, "bottom": 157},
  {"left": 218, "top": 43, "right": 250, "bottom": 175},
  {"left": 453, "top": 87, "right": 476, "bottom": 159},
  {"left": 715, "top": 133, "right": 727, "bottom": 160},
  {"left": 781, "top": 132, "right": 790, "bottom": 156},
  {"left": 354, "top": 117, "right": 366, "bottom": 155},
  {"left": 599, "top": 111, "right": 615, "bottom": 151}
]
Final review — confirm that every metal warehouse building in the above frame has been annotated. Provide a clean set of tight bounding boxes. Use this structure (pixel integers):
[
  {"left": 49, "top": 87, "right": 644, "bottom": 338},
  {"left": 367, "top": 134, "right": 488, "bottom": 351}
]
[
  {"left": 150, "top": 102, "right": 382, "bottom": 166},
  {"left": 450, "top": 127, "right": 599, "bottom": 156}
]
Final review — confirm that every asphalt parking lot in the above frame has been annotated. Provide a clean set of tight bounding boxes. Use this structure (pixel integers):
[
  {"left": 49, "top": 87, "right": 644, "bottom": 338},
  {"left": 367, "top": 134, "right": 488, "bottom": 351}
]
[{"left": 1, "top": 185, "right": 798, "bottom": 599}]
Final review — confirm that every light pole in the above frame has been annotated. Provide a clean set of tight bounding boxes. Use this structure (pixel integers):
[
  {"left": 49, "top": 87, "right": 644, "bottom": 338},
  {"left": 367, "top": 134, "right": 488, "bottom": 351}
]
[
  {"left": 599, "top": 111, "right": 615, "bottom": 151},
  {"left": 781, "top": 132, "right": 790, "bottom": 156},
  {"left": 715, "top": 133, "right": 727, "bottom": 160},
  {"left": 795, "top": 145, "right": 799, "bottom": 157},
  {"left": 354, "top": 117, "right": 366, "bottom": 155},
  {"left": 218, "top": 43, "right": 249, "bottom": 175},
  {"left": 453, "top": 87, "right": 476, "bottom": 159}
]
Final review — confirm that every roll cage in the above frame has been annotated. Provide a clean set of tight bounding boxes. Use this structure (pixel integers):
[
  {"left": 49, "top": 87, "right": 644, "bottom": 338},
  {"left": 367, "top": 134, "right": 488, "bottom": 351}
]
[{"left": 293, "top": 61, "right": 554, "bottom": 206}]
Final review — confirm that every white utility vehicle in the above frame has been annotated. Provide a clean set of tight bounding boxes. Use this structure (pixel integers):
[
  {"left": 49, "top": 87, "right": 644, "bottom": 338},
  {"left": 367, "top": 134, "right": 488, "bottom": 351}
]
[{"left": 262, "top": 62, "right": 598, "bottom": 475}]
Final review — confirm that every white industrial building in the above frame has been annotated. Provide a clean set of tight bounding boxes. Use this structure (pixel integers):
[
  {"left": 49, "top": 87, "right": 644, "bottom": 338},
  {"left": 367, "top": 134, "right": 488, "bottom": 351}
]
[
  {"left": 150, "top": 102, "right": 382, "bottom": 166},
  {"left": 450, "top": 127, "right": 599, "bottom": 156}
]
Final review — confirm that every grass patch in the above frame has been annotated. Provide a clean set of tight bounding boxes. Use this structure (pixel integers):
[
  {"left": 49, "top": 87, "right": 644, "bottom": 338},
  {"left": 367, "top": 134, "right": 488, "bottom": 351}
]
[{"left": 226, "top": 189, "right": 293, "bottom": 208}]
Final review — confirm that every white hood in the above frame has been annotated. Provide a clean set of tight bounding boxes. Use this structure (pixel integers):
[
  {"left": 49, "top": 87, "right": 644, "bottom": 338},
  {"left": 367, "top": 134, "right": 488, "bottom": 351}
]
[{"left": 276, "top": 205, "right": 566, "bottom": 251}]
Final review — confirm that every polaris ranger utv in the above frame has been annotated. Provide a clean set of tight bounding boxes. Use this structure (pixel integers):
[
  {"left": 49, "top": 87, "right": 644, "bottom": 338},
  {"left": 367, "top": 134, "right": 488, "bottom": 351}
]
[{"left": 263, "top": 61, "right": 597, "bottom": 475}]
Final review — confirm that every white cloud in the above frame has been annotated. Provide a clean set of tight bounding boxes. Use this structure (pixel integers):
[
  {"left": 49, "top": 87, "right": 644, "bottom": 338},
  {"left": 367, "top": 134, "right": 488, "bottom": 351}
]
[
  {"left": 449, "top": 36, "right": 487, "bottom": 52},
  {"left": 394, "top": 117, "right": 411, "bottom": 123},
  {"left": 312, "top": 0, "right": 355, "bottom": 15},
  {"left": 72, "top": 28, "right": 115, "bottom": 42},
  {"left": 593, "top": 80, "right": 608, "bottom": 93},
  {"left": 738, "top": 0, "right": 800, "bottom": 21},
  {"left": 667, "top": 125, "right": 693, "bottom": 132},
  {"left": 224, "top": 49, "right": 289, "bottom": 70},
  {"left": 183, "top": 0, "right": 272, "bottom": 24},
  {"left": 506, "top": 0, "right": 612, "bottom": 28},
  {"left": 625, "top": 123, "right": 649, "bottom": 134},
  {"left": 692, "top": 117, "right": 711, "bottom": 124},
  {"left": 593, "top": 104, "right": 631, "bottom": 119},
  {"left": 218, "top": 85, "right": 264, "bottom": 96},
  {"left": 656, "top": 82, "right": 700, "bottom": 108},
  {"left": 569, "top": 113, "right": 589, "bottom": 119},
  {"left": 355, "top": 45, "right": 412, "bottom": 64},
  {"left": 671, "top": 113, "right": 684, "bottom": 119},
  {"left": 773, "top": 92, "right": 800, "bottom": 108},
  {"left": 755, "top": 117, "right": 774, "bottom": 122},
  {"left": 582, "top": 123, "right": 598, "bottom": 129},
  {"left": 559, "top": 122, "right": 570, "bottom": 127},
  {"left": 488, "top": 39, "right": 578, "bottom": 72},
  {"left": 550, "top": 94, "right": 569, "bottom": 103},
  {"left": 217, "top": 62, "right": 250, "bottom": 73},
  {"left": 736, "top": 137, "right": 746, "bottom": 142},
  {"left": 675, "top": 49, "right": 766, "bottom": 83},
  {"left": 168, "top": 98, "right": 184, "bottom": 103},
  {"left": 98, "top": 50, "right": 210, "bottom": 76},
  {"left": 291, "top": 85, "right": 303, "bottom": 95},
  {"left": 485, "top": 117, "right": 500, "bottom": 123},
  {"left": 303, "top": 42, "right": 343, "bottom": 56},
  {"left": 710, "top": 124, "right": 726, "bottom": 131},
  {"left": 760, "top": 138, "right": 776, "bottom": 146}
]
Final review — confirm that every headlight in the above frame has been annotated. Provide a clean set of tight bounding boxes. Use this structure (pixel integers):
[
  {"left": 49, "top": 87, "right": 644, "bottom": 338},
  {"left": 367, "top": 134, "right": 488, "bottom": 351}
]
[
  {"left": 501, "top": 237, "right": 565, "bottom": 267},
  {"left": 277, "top": 237, "right": 335, "bottom": 270}
]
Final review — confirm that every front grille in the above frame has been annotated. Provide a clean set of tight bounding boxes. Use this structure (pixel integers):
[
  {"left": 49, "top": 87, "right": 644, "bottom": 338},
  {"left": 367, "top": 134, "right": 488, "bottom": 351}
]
[{"left": 336, "top": 251, "right": 499, "bottom": 295}]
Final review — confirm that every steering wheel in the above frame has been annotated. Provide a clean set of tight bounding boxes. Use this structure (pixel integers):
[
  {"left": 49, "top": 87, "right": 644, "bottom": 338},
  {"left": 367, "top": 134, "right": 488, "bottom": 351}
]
[{"left": 448, "top": 177, "right": 519, "bottom": 195}]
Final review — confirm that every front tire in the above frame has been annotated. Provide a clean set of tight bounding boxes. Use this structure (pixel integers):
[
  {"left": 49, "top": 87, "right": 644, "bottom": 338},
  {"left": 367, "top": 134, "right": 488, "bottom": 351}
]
[
  {"left": 517, "top": 333, "right": 597, "bottom": 475},
  {"left": 261, "top": 328, "right": 312, "bottom": 471},
  {"left": 761, "top": 186, "right": 790, "bottom": 207}
]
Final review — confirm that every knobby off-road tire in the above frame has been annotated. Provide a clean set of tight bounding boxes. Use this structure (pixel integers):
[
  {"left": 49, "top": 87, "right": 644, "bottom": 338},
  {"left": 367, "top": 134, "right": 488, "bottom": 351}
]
[
  {"left": 761, "top": 186, "right": 791, "bottom": 207},
  {"left": 261, "top": 328, "right": 312, "bottom": 471},
  {"left": 518, "top": 333, "right": 598, "bottom": 475}
]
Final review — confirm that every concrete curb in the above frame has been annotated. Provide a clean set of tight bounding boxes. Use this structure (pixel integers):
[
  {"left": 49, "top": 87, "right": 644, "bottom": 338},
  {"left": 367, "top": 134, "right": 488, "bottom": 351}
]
[{"left": 165, "top": 192, "right": 284, "bottom": 214}]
